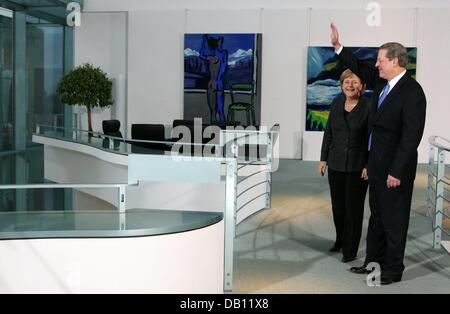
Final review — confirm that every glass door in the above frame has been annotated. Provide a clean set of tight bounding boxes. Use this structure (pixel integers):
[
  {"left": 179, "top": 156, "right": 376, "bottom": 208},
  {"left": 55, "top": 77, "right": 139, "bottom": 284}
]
[
  {"left": 0, "top": 6, "right": 72, "bottom": 211},
  {"left": 0, "top": 8, "right": 13, "bottom": 152}
]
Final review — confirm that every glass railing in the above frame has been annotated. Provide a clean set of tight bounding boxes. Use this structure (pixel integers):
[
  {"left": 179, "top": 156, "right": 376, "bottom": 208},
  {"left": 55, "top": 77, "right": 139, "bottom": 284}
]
[
  {"left": 33, "top": 123, "right": 280, "bottom": 163},
  {"left": 34, "top": 124, "right": 221, "bottom": 157},
  {"left": 0, "top": 208, "right": 223, "bottom": 239}
]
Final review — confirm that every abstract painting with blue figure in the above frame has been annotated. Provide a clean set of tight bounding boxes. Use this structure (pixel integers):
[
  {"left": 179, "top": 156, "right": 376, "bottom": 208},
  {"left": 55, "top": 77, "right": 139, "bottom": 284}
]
[{"left": 184, "top": 33, "right": 262, "bottom": 126}]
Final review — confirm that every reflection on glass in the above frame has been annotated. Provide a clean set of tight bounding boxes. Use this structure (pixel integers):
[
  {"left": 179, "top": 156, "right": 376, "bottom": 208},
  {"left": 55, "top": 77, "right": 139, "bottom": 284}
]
[
  {"left": 0, "top": 7, "right": 69, "bottom": 212},
  {"left": 26, "top": 18, "right": 64, "bottom": 146},
  {"left": 0, "top": 9, "right": 13, "bottom": 152}
]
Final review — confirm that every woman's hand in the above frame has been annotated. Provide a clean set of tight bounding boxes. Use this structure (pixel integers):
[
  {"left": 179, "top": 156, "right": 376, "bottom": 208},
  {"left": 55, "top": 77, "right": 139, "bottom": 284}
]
[
  {"left": 361, "top": 167, "right": 369, "bottom": 180},
  {"left": 319, "top": 161, "right": 327, "bottom": 176}
]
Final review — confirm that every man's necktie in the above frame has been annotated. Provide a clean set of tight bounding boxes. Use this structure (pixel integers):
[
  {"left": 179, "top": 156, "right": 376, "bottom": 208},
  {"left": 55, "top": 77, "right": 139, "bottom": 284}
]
[
  {"left": 368, "top": 84, "right": 391, "bottom": 150},
  {"left": 377, "top": 84, "right": 390, "bottom": 109}
]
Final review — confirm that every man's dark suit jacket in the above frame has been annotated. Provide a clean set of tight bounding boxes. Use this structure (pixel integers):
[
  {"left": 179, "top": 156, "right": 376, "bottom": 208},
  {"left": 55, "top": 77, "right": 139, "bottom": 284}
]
[
  {"left": 337, "top": 48, "right": 426, "bottom": 183},
  {"left": 320, "top": 95, "right": 370, "bottom": 172}
]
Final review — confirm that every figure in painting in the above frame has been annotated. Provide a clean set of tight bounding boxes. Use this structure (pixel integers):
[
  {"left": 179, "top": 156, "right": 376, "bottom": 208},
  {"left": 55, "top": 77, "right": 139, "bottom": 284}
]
[{"left": 199, "top": 34, "right": 228, "bottom": 123}]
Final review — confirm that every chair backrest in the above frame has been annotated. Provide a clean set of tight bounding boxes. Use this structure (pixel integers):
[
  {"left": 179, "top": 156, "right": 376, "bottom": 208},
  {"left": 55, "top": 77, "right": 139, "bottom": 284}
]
[
  {"left": 102, "top": 119, "right": 123, "bottom": 138},
  {"left": 172, "top": 119, "right": 214, "bottom": 144},
  {"left": 172, "top": 119, "right": 195, "bottom": 129},
  {"left": 212, "top": 121, "right": 241, "bottom": 130},
  {"left": 230, "top": 83, "right": 255, "bottom": 104},
  {"left": 131, "top": 124, "right": 167, "bottom": 150}
]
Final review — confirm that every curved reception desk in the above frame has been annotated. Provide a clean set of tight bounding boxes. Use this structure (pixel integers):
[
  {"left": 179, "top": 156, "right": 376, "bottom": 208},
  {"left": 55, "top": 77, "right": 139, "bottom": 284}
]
[
  {"left": 32, "top": 130, "right": 273, "bottom": 224},
  {"left": 0, "top": 126, "right": 278, "bottom": 293},
  {"left": 0, "top": 209, "right": 223, "bottom": 293}
]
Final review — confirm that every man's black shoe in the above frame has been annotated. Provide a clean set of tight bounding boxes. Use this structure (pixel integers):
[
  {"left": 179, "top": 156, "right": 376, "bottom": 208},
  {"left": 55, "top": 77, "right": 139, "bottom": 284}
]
[
  {"left": 341, "top": 256, "right": 356, "bottom": 263},
  {"left": 349, "top": 265, "right": 372, "bottom": 274},
  {"left": 329, "top": 243, "right": 341, "bottom": 252},
  {"left": 380, "top": 273, "right": 402, "bottom": 285}
]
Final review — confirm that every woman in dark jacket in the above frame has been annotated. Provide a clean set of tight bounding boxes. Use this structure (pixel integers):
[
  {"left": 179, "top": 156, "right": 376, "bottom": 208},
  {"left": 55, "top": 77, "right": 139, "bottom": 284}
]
[{"left": 319, "top": 69, "right": 369, "bottom": 262}]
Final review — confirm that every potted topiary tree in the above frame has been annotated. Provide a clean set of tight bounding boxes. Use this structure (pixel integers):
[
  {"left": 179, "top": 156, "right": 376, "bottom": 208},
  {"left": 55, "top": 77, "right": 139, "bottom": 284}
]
[{"left": 57, "top": 63, "right": 113, "bottom": 135}]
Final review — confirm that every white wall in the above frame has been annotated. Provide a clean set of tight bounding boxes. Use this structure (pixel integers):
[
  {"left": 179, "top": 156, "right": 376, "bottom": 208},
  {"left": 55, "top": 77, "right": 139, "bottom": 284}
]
[
  {"left": 83, "top": 0, "right": 450, "bottom": 11},
  {"left": 261, "top": 9, "right": 308, "bottom": 160},
  {"left": 127, "top": 10, "right": 184, "bottom": 129},
  {"left": 416, "top": 9, "right": 450, "bottom": 163},
  {"left": 76, "top": 0, "right": 450, "bottom": 161},
  {"left": 74, "top": 12, "right": 127, "bottom": 136}
]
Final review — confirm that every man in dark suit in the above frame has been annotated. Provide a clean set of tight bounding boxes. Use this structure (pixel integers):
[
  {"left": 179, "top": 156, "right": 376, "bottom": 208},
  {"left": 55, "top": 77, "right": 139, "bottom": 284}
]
[{"left": 330, "top": 23, "right": 427, "bottom": 285}]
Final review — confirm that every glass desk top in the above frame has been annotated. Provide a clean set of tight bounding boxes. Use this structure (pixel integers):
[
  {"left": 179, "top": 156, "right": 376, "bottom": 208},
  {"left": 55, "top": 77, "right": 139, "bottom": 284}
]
[
  {"left": 0, "top": 209, "right": 223, "bottom": 240},
  {"left": 34, "top": 125, "right": 224, "bottom": 157},
  {"left": 33, "top": 125, "right": 270, "bottom": 163},
  {"left": 34, "top": 125, "right": 276, "bottom": 165}
]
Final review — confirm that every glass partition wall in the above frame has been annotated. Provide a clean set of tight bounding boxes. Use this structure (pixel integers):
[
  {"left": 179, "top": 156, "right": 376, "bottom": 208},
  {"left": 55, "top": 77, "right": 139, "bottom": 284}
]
[
  {"left": 0, "top": 3, "right": 79, "bottom": 211},
  {"left": 0, "top": 8, "right": 13, "bottom": 153}
]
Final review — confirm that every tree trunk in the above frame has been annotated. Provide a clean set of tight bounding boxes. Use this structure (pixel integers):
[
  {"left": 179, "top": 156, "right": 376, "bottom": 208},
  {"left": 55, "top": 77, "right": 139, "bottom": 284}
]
[{"left": 87, "top": 105, "right": 93, "bottom": 135}]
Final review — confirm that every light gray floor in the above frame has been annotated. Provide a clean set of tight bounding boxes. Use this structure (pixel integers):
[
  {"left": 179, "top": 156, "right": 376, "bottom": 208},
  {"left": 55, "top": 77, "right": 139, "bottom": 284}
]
[{"left": 232, "top": 160, "right": 450, "bottom": 293}]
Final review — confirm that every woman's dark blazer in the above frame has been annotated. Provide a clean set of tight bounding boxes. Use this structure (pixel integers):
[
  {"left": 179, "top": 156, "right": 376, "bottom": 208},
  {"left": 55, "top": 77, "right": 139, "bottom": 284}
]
[{"left": 320, "top": 95, "right": 370, "bottom": 172}]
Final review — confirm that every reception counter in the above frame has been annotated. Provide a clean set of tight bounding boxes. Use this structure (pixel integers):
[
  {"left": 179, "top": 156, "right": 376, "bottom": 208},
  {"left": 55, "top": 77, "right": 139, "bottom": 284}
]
[
  {"left": 1, "top": 125, "right": 278, "bottom": 292},
  {"left": 0, "top": 209, "right": 224, "bottom": 293},
  {"left": 32, "top": 127, "right": 275, "bottom": 224}
]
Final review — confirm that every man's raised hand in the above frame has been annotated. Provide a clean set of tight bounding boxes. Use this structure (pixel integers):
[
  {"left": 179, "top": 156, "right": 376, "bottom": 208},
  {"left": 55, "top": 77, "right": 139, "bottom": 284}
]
[{"left": 330, "top": 22, "right": 341, "bottom": 50}]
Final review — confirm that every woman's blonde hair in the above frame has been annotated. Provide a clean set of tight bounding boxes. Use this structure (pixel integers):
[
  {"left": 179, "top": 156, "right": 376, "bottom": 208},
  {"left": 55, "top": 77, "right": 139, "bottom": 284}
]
[{"left": 339, "top": 69, "right": 365, "bottom": 94}]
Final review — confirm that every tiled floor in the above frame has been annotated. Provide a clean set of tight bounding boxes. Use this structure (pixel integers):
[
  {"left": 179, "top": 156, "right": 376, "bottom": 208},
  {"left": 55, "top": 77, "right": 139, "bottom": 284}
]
[{"left": 232, "top": 160, "right": 450, "bottom": 293}]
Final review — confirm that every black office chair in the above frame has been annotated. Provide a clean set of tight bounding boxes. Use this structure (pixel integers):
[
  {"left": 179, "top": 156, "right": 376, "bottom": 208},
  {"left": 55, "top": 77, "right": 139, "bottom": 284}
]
[
  {"left": 131, "top": 124, "right": 168, "bottom": 152},
  {"left": 102, "top": 119, "right": 122, "bottom": 149},
  {"left": 172, "top": 119, "right": 195, "bottom": 129},
  {"left": 102, "top": 119, "right": 123, "bottom": 138}
]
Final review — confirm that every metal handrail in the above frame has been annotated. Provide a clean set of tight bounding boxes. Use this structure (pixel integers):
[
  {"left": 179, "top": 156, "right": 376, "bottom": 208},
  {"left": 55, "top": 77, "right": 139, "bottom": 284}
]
[
  {"left": 429, "top": 215, "right": 450, "bottom": 236},
  {"left": 0, "top": 182, "right": 138, "bottom": 214},
  {"left": 442, "top": 177, "right": 450, "bottom": 186},
  {"left": 238, "top": 159, "right": 269, "bottom": 170},
  {"left": 237, "top": 192, "right": 269, "bottom": 213},
  {"left": 429, "top": 165, "right": 438, "bottom": 178},
  {"left": 0, "top": 183, "right": 131, "bottom": 189},
  {"left": 429, "top": 183, "right": 437, "bottom": 194},
  {"left": 428, "top": 135, "right": 450, "bottom": 151},
  {"left": 427, "top": 135, "right": 449, "bottom": 249},
  {"left": 433, "top": 226, "right": 450, "bottom": 236},
  {"left": 237, "top": 180, "right": 269, "bottom": 198},
  {"left": 237, "top": 169, "right": 270, "bottom": 184},
  {"left": 443, "top": 195, "right": 450, "bottom": 204},
  {"left": 226, "top": 124, "right": 279, "bottom": 225},
  {"left": 438, "top": 210, "right": 450, "bottom": 220},
  {"left": 427, "top": 190, "right": 436, "bottom": 203}
]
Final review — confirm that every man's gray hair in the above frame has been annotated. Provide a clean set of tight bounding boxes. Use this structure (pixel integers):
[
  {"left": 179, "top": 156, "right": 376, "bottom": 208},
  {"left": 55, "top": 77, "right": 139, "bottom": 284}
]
[{"left": 380, "top": 42, "right": 408, "bottom": 68}]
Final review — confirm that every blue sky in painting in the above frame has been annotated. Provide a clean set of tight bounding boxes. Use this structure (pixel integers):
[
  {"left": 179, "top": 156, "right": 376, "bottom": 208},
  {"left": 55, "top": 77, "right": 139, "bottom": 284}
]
[{"left": 185, "top": 33, "right": 255, "bottom": 53}]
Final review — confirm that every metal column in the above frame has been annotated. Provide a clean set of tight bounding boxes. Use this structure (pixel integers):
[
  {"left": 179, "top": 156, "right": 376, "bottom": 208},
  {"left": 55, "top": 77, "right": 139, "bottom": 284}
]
[
  {"left": 13, "top": 11, "right": 26, "bottom": 210},
  {"left": 433, "top": 149, "right": 445, "bottom": 249},
  {"left": 224, "top": 158, "right": 237, "bottom": 292}
]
